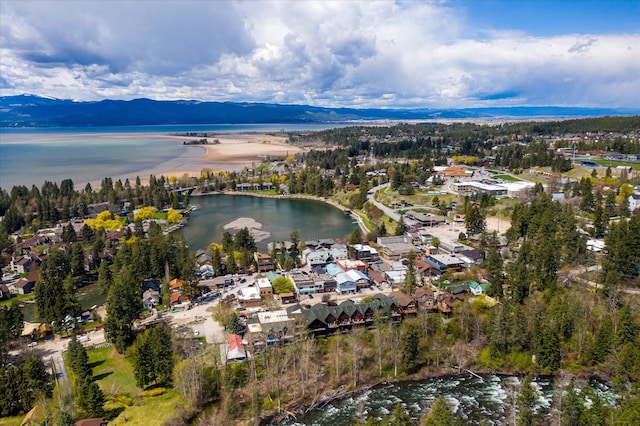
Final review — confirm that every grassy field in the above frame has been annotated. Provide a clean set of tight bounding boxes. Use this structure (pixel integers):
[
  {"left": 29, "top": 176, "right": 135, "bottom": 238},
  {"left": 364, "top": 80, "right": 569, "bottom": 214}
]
[
  {"left": 87, "top": 346, "right": 185, "bottom": 425},
  {"left": 493, "top": 174, "right": 521, "bottom": 182},
  {"left": 0, "top": 293, "right": 35, "bottom": 308},
  {"left": 592, "top": 159, "right": 640, "bottom": 170}
]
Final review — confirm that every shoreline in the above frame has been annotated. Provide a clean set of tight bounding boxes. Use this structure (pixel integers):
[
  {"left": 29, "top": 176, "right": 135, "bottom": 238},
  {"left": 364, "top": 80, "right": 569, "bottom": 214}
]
[
  {"left": 0, "top": 131, "right": 303, "bottom": 190},
  {"left": 99, "top": 132, "right": 302, "bottom": 187}
]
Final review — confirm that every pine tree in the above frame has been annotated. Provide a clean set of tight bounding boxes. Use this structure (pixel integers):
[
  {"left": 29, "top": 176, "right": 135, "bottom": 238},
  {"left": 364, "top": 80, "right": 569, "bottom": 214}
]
[
  {"left": 537, "top": 324, "right": 560, "bottom": 372},
  {"left": 593, "top": 314, "right": 613, "bottom": 363},
  {"left": 517, "top": 375, "right": 539, "bottom": 426},
  {"left": 561, "top": 379, "right": 584, "bottom": 426},
  {"left": 103, "top": 269, "right": 142, "bottom": 353},
  {"left": 616, "top": 304, "right": 638, "bottom": 347},
  {"left": 404, "top": 251, "right": 417, "bottom": 295},
  {"left": 401, "top": 323, "right": 419, "bottom": 374}
]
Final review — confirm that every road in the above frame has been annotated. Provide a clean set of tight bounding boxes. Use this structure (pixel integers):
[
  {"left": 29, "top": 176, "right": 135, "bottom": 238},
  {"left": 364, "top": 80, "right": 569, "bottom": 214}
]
[{"left": 367, "top": 183, "right": 401, "bottom": 221}]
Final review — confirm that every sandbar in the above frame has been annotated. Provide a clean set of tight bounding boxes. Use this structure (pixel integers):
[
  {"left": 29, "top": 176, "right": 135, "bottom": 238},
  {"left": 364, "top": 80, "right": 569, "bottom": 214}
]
[
  {"left": 104, "top": 132, "right": 302, "bottom": 186},
  {"left": 223, "top": 217, "right": 271, "bottom": 242}
]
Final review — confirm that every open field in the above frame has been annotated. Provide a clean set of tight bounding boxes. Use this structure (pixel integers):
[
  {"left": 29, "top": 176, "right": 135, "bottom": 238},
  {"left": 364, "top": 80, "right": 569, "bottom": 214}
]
[
  {"left": 592, "top": 159, "right": 640, "bottom": 170},
  {"left": 88, "top": 346, "right": 184, "bottom": 425}
]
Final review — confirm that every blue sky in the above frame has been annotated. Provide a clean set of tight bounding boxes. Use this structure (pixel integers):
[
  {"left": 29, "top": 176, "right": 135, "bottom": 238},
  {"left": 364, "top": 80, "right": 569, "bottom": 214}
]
[{"left": 0, "top": 0, "right": 638, "bottom": 109}]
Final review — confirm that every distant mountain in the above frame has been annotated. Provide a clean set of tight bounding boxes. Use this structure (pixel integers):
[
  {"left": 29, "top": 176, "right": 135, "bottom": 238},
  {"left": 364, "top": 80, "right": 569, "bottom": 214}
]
[{"left": 0, "top": 94, "right": 636, "bottom": 127}]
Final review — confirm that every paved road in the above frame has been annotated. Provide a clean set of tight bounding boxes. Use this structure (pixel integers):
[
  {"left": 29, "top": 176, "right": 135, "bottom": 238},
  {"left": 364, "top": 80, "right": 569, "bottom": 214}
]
[{"left": 367, "top": 183, "right": 401, "bottom": 221}]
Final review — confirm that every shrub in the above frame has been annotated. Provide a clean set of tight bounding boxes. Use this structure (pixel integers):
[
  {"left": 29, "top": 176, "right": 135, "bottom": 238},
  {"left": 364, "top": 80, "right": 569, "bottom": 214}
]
[{"left": 141, "top": 387, "right": 167, "bottom": 397}]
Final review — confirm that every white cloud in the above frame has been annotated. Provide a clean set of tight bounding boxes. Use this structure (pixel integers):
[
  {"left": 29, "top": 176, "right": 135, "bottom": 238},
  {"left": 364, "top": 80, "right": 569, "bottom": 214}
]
[{"left": 0, "top": 1, "right": 638, "bottom": 108}]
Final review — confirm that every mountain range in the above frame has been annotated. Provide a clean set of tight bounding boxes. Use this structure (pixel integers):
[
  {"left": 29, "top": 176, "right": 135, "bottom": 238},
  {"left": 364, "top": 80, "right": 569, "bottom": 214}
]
[{"left": 1, "top": 94, "right": 637, "bottom": 127}]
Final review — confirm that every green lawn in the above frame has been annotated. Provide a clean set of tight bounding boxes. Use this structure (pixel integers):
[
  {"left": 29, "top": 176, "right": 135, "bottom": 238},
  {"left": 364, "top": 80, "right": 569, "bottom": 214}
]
[
  {"left": 592, "top": 159, "right": 640, "bottom": 170},
  {"left": 493, "top": 174, "right": 521, "bottom": 182},
  {"left": 87, "top": 346, "right": 185, "bottom": 424},
  {"left": 0, "top": 293, "right": 35, "bottom": 308}
]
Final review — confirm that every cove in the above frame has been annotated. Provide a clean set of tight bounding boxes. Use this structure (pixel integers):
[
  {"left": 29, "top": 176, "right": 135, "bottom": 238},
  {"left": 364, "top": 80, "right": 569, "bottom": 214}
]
[{"left": 179, "top": 194, "right": 357, "bottom": 251}]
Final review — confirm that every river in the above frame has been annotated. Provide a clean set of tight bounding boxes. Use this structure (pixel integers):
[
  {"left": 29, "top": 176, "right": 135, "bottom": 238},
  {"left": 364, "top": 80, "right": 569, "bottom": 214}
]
[
  {"left": 179, "top": 194, "right": 357, "bottom": 251},
  {"left": 279, "top": 374, "right": 614, "bottom": 425}
]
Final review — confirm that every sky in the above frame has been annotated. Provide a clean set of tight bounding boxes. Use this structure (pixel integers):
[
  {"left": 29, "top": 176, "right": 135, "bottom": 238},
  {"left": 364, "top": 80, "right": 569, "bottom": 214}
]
[{"left": 1, "top": 0, "right": 639, "bottom": 109}]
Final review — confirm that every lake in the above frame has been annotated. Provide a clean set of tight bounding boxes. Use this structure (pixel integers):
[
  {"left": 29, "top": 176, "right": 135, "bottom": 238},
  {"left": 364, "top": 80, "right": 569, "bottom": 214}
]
[
  {"left": 179, "top": 194, "right": 357, "bottom": 251},
  {"left": 0, "top": 123, "right": 346, "bottom": 190}
]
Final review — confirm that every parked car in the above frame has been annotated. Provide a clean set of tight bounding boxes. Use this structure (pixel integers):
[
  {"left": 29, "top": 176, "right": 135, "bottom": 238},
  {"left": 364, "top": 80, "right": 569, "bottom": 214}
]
[{"left": 27, "top": 341, "right": 38, "bottom": 347}]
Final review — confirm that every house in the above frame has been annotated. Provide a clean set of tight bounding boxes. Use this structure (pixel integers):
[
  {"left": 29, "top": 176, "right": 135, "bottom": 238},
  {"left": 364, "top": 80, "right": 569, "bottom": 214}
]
[
  {"left": 12, "top": 277, "right": 35, "bottom": 295},
  {"left": 142, "top": 289, "right": 160, "bottom": 310},
  {"left": 254, "top": 252, "right": 276, "bottom": 272},
  {"left": 391, "top": 291, "right": 418, "bottom": 316},
  {"left": 170, "top": 278, "right": 185, "bottom": 291},
  {"left": 405, "top": 211, "right": 447, "bottom": 227},
  {"left": 335, "top": 269, "right": 370, "bottom": 294},
  {"left": 256, "top": 277, "right": 273, "bottom": 299},
  {"left": 245, "top": 309, "right": 296, "bottom": 349},
  {"left": 414, "top": 287, "right": 437, "bottom": 311},
  {"left": 170, "top": 292, "right": 188, "bottom": 306},
  {"left": 0, "top": 284, "right": 11, "bottom": 300},
  {"left": 303, "top": 248, "right": 329, "bottom": 266},
  {"left": 311, "top": 273, "right": 337, "bottom": 293},
  {"left": 225, "top": 334, "right": 248, "bottom": 362},
  {"left": 368, "top": 269, "right": 388, "bottom": 287},
  {"left": 437, "top": 292, "right": 465, "bottom": 313}
]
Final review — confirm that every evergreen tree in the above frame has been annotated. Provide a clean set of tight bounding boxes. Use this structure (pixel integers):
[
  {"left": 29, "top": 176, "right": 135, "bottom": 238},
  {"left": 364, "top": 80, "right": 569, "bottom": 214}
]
[
  {"left": 131, "top": 325, "right": 174, "bottom": 388},
  {"left": 561, "top": 380, "right": 584, "bottom": 426},
  {"left": 78, "top": 377, "right": 104, "bottom": 417},
  {"left": 423, "top": 395, "right": 463, "bottom": 426},
  {"left": 97, "top": 260, "right": 112, "bottom": 295},
  {"left": 517, "top": 375, "right": 539, "bottom": 426},
  {"left": 537, "top": 323, "right": 560, "bottom": 372},
  {"left": 394, "top": 216, "right": 407, "bottom": 236},
  {"left": 66, "top": 337, "right": 91, "bottom": 380},
  {"left": 616, "top": 304, "right": 638, "bottom": 347},
  {"left": 401, "top": 323, "right": 419, "bottom": 374},
  {"left": 593, "top": 314, "right": 613, "bottom": 363},
  {"left": 404, "top": 251, "right": 417, "bottom": 295},
  {"left": 103, "top": 269, "right": 142, "bottom": 353}
]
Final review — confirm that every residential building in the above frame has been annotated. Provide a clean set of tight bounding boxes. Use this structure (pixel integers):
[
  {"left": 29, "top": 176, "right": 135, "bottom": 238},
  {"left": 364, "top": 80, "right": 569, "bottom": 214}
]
[
  {"left": 254, "top": 252, "right": 276, "bottom": 272},
  {"left": 142, "top": 289, "right": 160, "bottom": 310}
]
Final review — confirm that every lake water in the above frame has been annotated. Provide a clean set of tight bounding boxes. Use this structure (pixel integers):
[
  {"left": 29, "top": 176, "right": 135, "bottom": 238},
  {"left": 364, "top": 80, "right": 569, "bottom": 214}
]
[
  {"left": 280, "top": 374, "right": 614, "bottom": 426},
  {"left": 0, "top": 123, "right": 345, "bottom": 190},
  {"left": 179, "top": 194, "right": 356, "bottom": 251}
]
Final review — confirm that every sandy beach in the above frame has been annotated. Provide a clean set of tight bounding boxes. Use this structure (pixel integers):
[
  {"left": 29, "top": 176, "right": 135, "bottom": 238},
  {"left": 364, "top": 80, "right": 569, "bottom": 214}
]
[{"left": 105, "top": 132, "right": 302, "bottom": 186}]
